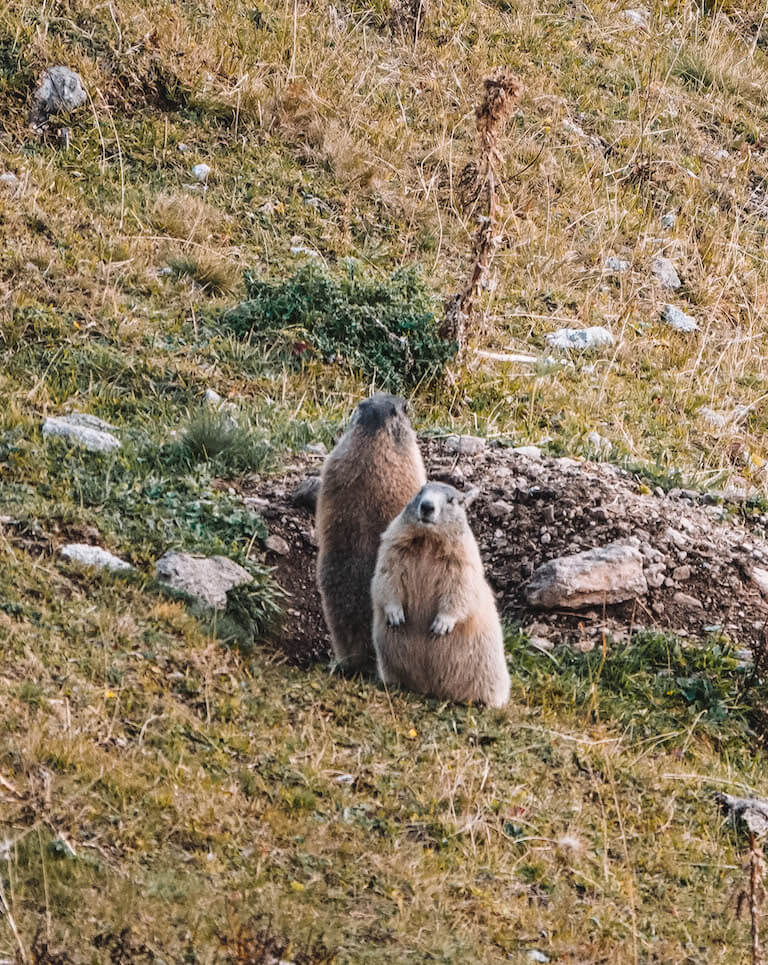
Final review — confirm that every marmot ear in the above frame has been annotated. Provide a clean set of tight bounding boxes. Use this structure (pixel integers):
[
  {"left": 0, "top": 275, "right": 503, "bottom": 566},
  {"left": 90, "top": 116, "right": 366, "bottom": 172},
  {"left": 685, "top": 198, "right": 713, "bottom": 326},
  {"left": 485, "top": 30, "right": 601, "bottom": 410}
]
[{"left": 461, "top": 486, "right": 481, "bottom": 508}]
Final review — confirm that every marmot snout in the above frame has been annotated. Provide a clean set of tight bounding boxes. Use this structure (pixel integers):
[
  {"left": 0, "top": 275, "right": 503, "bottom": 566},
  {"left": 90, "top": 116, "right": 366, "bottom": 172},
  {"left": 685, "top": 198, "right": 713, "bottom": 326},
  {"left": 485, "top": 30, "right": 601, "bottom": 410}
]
[
  {"left": 372, "top": 482, "right": 510, "bottom": 707},
  {"left": 316, "top": 393, "right": 426, "bottom": 673}
]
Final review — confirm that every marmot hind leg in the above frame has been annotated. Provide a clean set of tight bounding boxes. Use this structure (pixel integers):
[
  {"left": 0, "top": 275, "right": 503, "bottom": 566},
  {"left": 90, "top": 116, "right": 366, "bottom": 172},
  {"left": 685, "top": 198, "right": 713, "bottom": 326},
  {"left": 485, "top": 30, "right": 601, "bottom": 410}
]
[{"left": 319, "top": 553, "right": 376, "bottom": 674}]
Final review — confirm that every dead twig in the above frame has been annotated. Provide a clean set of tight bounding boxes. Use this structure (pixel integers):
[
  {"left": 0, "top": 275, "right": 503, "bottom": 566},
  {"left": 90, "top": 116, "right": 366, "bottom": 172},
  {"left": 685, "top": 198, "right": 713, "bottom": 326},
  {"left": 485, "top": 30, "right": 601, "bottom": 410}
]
[{"left": 441, "top": 71, "right": 523, "bottom": 350}]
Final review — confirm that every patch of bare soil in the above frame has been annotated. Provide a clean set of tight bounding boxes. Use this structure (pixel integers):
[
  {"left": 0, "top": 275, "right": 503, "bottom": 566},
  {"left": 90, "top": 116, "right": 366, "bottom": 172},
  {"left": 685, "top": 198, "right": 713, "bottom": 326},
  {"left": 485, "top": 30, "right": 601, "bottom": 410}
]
[{"left": 243, "top": 440, "right": 768, "bottom": 665}]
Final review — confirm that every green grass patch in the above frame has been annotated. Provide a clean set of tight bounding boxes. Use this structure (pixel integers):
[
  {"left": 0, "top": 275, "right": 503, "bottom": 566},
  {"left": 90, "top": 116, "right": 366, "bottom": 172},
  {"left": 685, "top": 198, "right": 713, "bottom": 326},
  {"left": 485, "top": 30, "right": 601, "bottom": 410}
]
[{"left": 221, "top": 262, "right": 457, "bottom": 392}]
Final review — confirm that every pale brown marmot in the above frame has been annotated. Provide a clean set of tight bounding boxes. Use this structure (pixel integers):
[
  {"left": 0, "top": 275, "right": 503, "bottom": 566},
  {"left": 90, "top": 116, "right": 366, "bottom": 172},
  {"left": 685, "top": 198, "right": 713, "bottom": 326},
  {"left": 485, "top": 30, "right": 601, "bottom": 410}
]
[
  {"left": 371, "top": 482, "right": 510, "bottom": 707},
  {"left": 316, "top": 393, "right": 426, "bottom": 673}
]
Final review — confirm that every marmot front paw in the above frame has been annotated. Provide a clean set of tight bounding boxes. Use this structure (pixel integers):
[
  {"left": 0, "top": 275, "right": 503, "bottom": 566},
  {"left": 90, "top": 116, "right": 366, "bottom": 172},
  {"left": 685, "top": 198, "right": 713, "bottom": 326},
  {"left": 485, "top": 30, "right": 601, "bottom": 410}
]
[
  {"left": 385, "top": 603, "right": 406, "bottom": 627},
  {"left": 430, "top": 613, "right": 456, "bottom": 636}
]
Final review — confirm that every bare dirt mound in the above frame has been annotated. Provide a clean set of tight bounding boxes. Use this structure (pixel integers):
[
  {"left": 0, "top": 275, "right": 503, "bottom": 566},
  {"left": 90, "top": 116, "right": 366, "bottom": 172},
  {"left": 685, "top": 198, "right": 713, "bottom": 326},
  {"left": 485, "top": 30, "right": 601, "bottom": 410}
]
[{"left": 244, "top": 440, "right": 768, "bottom": 665}]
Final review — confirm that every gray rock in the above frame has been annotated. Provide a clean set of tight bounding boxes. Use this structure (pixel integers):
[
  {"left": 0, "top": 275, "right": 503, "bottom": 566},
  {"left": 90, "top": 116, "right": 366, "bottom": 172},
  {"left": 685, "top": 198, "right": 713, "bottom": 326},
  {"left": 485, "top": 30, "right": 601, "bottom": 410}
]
[
  {"left": 751, "top": 566, "right": 768, "bottom": 598},
  {"left": 651, "top": 256, "right": 681, "bottom": 290},
  {"left": 715, "top": 791, "right": 768, "bottom": 836},
  {"left": 513, "top": 445, "right": 542, "bottom": 460},
  {"left": 545, "top": 326, "right": 614, "bottom": 351},
  {"left": 192, "top": 163, "right": 211, "bottom": 183},
  {"left": 204, "top": 388, "right": 222, "bottom": 405},
  {"left": 444, "top": 435, "right": 486, "bottom": 455},
  {"left": 265, "top": 534, "right": 290, "bottom": 556},
  {"left": 673, "top": 591, "right": 703, "bottom": 610},
  {"left": 58, "top": 412, "right": 117, "bottom": 431},
  {"left": 672, "top": 564, "right": 691, "bottom": 581},
  {"left": 43, "top": 415, "right": 121, "bottom": 453},
  {"left": 604, "top": 255, "right": 630, "bottom": 273},
  {"left": 527, "top": 542, "right": 647, "bottom": 609},
  {"left": 32, "top": 67, "right": 87, "bottom": 125},
  {"left": 661, "top": 211, "right": 677, "bottom": 229},
  {"left": 661, "top": 304, "right": 698, "bottom": 333},
  {"left": 60, "top": 544, "right": 133, "bottom": 572},
  {"left": 303, "top": 442, "right": 328, "bottom": 456},
  {"left": 155, "top": 551, "right": 251, "bottom": 609}
]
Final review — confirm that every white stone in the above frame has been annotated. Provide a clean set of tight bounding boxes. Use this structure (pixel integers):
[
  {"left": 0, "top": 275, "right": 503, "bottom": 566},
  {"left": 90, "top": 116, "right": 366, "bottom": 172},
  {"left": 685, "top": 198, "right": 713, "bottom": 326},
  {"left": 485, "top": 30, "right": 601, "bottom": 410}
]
[
  {"left": 60, "top": 544, "right": 133, "bottom": 572},
  {"left": 526, "top": 542, "right": 648, "bottom": 609},
  {"left": 661, "top": 304, "right": 698, "bottom": 332},
  {"left": 620, "top": 8, "right": 650, "bottom": 27},
  {"left": 604, "top": 255, "right": 630, "bottom": 272},
  {"left": 0, "top": 172, "right": 20, "bottom": 189},
  {"left": 204, "top": 388, "right": 222, "bottom": 405},
  {"left": 192, "top": 163, "right": 211, "bottom": 183},
  {"left": 545, "top": 326, "right": 614, "bottom": 351},
  {"left": 661, "top": 211, "right": 677, "bottom": 229},
  {"left": 290, "top": 245, "right": 321, "bottom": 258},
  {"left": 43, "top": 415, "right": 121, "bottom": 453},
  {"left": 155, "top": 551, "right": 252, "bottom": 609},
  {"left": 651, "top": 256, "right": 681, "bottom": 290}
]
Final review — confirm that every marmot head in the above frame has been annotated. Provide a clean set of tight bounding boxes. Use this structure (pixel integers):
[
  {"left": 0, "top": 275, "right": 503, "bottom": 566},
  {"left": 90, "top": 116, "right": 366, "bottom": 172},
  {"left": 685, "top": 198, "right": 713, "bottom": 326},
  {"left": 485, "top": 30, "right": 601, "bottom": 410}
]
[
  {"left": 403, "top": 482, "right": 468, "bottom": 531},
  {"left": 349, "top": 392, "right": 414, "bottom": 441}
]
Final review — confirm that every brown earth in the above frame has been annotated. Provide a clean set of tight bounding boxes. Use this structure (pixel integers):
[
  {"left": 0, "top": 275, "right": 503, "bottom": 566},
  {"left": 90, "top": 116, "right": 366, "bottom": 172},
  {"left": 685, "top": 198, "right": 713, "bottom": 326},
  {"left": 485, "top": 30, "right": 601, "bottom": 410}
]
[{"left": 242, "top": 439, "right": 768, "bottom": 666}]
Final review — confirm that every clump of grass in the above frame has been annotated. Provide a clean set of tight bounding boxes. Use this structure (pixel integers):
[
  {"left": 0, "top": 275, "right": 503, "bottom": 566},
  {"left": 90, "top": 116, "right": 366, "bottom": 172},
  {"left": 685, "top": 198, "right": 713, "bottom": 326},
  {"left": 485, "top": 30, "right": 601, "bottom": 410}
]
[
  {"left": 221, "top": 262, "right": 456, "bottom": 391},
  {"left": 180, "top": 405, "right": 272, "bottom": 472},
  {"left": 167, "top": 254, "right": 239, "bottom": 295}
]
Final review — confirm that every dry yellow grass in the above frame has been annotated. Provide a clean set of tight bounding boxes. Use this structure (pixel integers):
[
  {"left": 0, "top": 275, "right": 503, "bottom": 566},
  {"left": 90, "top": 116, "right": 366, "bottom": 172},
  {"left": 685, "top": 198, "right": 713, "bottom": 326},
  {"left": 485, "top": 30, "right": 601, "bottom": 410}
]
[{"left": 3, "top": 0, "right": 768, "bottom": 958}]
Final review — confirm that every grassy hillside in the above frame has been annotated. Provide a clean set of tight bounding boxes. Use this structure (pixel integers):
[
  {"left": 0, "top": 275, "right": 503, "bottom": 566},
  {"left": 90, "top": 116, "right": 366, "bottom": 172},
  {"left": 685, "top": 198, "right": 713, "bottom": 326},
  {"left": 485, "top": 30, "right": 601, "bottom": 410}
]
[{"left": 3, "top": 0, "right": 768, "bottom": 959}]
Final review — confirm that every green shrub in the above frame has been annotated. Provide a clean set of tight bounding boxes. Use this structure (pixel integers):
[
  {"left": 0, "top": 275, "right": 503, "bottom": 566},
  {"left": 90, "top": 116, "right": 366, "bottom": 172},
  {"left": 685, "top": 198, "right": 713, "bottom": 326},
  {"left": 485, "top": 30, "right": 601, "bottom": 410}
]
[{"left": 220, "top": 262, "right": 456, "bottom": 391}]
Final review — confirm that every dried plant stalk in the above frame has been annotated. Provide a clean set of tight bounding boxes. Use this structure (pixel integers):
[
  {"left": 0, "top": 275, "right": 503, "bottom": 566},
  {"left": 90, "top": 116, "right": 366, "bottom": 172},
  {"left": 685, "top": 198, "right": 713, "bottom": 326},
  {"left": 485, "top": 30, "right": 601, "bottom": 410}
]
[
  {"left": 441, "top": 71, "right": 523, "bottom": 349},
  {"left": 750, "top": 831, "right": 766, "bottom": 965}
]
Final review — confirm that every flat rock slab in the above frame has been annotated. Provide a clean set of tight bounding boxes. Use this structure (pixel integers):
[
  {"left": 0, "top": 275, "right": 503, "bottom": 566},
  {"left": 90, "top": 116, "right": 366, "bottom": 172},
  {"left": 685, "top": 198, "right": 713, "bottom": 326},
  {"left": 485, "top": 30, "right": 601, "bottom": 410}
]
[
  {"left": 545, "top": 326, "right": 614, "bottom": 351},
  {"left": 60, "top": 544, "right": 133, "bottom": 572},
  {"left": 43, "top": 415, "right": 121, "bottom": 453},
  {"left": 444, "top": 435, "right": 486, "bottom": 455},
  {"left": 155, "top": 551, "right": 252, "bottom": 609},
  {"left": 526, "top": 541, "right": 648, "bottom": 609}
]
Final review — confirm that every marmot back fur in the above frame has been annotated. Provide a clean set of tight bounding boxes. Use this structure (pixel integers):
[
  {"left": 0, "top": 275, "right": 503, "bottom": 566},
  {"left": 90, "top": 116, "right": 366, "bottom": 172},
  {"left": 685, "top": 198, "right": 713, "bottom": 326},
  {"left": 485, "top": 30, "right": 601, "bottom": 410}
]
[
  {"left": 371, "top": 482, "right": 510, "bottom": 707},
  {"left": 316, "top": 393, "right": 426, "bottom": 672}
]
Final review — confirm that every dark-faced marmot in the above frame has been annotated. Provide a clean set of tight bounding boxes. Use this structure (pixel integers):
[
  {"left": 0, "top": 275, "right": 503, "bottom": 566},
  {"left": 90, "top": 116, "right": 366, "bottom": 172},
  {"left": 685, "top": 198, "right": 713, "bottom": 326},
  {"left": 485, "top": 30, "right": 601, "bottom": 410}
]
[
  {"left": 371, "top": 482, "right": 510, "bottom": 707},
  {"left": 316, "top": 393, "right": 426, "bottom": 673}
]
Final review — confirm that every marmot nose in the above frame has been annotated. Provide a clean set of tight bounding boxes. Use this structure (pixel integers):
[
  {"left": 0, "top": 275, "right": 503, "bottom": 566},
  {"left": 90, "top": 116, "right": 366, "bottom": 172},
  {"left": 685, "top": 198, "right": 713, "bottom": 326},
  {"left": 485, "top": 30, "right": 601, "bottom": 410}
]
[{"left": 419, "top": 499, "right": 435, "bottom": 518}]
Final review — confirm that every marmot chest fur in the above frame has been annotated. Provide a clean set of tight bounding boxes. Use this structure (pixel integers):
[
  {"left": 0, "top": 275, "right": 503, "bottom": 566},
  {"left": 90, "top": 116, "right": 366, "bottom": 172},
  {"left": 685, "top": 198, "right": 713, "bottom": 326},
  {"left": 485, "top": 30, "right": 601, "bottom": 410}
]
[
  {"left": 316, "top": 393, "right": 426, "bottom": 672},
  {"left": 371, "top": 482, "right": 510, "bottom": 707}
]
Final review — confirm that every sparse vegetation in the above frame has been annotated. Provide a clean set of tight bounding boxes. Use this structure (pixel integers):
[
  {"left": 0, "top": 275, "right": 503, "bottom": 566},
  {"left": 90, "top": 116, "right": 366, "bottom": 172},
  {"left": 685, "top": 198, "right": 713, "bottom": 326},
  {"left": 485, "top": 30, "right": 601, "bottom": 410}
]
[{"left": 3, "top": 0, "right": 768, "bottom": 958}]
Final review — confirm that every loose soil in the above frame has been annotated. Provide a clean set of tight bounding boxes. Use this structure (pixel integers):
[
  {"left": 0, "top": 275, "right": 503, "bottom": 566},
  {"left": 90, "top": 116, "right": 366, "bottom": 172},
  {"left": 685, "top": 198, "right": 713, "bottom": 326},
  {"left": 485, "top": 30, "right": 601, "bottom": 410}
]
[{"left": 243, "top": 439, "right": 768, "bottom": 665}]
